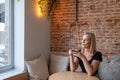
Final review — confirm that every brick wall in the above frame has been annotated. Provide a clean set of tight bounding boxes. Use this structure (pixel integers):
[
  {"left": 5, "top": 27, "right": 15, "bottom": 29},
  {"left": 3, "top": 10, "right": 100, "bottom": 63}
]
[{"left": 50, "top": 0, "right": 120, "bottom": 56}]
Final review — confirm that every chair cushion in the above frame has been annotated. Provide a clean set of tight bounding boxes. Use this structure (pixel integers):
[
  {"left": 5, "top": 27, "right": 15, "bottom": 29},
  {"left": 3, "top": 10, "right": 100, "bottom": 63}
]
[
  {"left": 98, "top": 54, "right": 120, "bottom": 80},
  {"left": 49, "top": 53, "right": 69, "bottom": 74}
]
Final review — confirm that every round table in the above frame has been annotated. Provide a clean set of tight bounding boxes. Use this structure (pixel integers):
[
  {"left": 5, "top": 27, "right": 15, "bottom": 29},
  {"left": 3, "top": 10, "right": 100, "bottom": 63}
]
[{"left": 49, "top": 71, "right": 99, "bottom": 80}]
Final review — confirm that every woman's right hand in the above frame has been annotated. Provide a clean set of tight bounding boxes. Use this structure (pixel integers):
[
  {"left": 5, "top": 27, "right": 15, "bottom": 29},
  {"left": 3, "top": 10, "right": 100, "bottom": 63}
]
[
  {"left": 69, "top": 49, "right": 73, "bottom": 56},
  {"left": 69, "top": 49, "right": 78, "bottom": 56}
]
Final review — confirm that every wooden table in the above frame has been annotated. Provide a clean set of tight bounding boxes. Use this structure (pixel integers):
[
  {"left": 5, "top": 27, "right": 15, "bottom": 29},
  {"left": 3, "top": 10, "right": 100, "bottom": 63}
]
[{"left": 49, "top": 71, "right": 99, "bottom": 80}]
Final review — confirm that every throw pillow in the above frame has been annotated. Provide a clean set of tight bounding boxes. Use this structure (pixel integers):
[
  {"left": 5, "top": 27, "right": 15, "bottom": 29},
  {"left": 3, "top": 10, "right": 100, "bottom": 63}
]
[{"left": 25, "top": 55, "right": 49, "bottom": 80}]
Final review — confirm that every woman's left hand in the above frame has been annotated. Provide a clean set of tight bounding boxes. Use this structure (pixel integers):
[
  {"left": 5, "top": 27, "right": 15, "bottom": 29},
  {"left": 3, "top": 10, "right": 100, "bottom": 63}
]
[{"left": 72, "top": 52, "right": 85, "bottom": 60}]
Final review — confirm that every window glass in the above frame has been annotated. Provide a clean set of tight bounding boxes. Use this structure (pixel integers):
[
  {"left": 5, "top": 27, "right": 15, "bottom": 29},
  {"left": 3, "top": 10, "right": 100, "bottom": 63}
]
[{"left": 0, "top": 0, "right": 14, "bottom": 72}]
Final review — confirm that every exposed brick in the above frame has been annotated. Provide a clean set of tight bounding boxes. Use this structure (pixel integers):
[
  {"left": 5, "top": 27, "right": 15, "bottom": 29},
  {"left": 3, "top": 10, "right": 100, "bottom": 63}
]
[{"left": 50, "top": 0, "right": 120, "bottom": 56}]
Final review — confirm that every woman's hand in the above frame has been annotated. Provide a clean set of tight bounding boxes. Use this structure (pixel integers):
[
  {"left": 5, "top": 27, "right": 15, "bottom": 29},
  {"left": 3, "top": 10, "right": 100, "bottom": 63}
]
[
  {"left": 68, "top": 49, "right": 72, "bottom": 56},
  {"left": 69, "top": 49, "right": 74, "bottom": 55},
  {"left": 69, "top": 49, "right": 78, "bottom": 56},
  {"left": 72, "top": 52, "right": 85, "bottom": 60}
]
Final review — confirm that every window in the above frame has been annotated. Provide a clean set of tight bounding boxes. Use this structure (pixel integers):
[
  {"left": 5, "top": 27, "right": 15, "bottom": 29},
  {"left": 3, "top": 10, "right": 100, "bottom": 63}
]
[{"left": 0, "top": 0, "right": 14, "bottom": 73}]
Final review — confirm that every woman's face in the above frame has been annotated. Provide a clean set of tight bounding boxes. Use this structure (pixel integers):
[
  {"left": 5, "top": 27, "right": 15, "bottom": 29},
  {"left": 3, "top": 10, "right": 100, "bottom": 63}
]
[{"left": 81, "top": 34, "right": 91, "bottom": 49}]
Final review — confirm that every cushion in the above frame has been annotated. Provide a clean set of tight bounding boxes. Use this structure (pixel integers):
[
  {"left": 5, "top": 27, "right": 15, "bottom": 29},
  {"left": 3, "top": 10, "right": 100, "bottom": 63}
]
[
  {"left": 49, "top": 53, "right": 69, "bottom": 74},
  {"left": 25, "top": 55, "right": 49, "bottom": 80},
  {"left": 98, "top": 54, "right": 120, "bottom": 80},
  {"left": 76, "top": 65, "right": 82, "bottom": 72}
]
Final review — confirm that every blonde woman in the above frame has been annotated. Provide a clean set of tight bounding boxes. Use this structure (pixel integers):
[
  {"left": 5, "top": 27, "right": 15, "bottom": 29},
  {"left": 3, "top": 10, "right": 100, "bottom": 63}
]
[{"left": 69, "top": 32, "right": 102, "bottom": 76}]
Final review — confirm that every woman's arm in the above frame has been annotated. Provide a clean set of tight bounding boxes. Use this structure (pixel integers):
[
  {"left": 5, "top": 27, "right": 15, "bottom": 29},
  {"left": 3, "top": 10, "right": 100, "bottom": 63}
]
[
  {"left": 82, "top": 57, "right": 100, "bottom": 76},
  {"left": 69, "top": 55, "right": 79, "bottom": 72},
  {"left": 69, "top": 50, "right": 79, "bottom": 72},
  {"left": 73, "top": 53, "right": 100, "bottom": 76}
]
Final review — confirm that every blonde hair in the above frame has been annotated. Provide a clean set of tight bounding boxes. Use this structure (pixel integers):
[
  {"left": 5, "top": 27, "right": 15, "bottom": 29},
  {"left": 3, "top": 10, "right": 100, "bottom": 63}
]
[{"left": 82, "top": 32, "right": 96, "bottom": 54}]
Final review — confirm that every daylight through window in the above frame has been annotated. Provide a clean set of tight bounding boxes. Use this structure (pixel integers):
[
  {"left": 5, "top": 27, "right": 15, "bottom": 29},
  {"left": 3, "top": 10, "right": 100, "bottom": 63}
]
[{"left": 0, "top": 0, "right": 14, "bottom": 73}]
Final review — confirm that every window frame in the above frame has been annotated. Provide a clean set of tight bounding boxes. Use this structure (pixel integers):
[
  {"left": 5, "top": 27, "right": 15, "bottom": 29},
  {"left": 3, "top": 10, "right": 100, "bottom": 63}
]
[{"left": 0, "top": 0, "right": 14, "bottom": 73}]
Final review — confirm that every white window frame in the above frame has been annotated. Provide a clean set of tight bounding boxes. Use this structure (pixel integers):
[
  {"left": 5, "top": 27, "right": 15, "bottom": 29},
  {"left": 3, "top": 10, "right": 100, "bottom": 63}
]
[{"left": 0, "top": 0, "right": 14, "bottom": 73}]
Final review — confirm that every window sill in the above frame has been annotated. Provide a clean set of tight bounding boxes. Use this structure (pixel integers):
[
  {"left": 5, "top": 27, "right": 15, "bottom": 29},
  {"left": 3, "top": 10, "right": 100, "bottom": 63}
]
[{"left": 0, "top": 68, "right": 24, "bottom": 80}]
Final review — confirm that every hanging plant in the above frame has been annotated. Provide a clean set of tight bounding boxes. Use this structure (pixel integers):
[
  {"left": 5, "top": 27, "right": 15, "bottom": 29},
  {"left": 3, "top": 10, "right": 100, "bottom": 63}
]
[
  {"left": 48, "top": 0, "right": 56, "bottom": 17},
  {"left": 38, "top": 0, "right": 56, "bottom": 17},
  {"left": 38, "top": 0, "right": 47, "bottom": 16}
]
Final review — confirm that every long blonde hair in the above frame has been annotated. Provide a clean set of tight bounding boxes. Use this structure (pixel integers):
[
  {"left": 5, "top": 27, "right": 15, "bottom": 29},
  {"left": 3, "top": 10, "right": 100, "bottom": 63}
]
[{"left": 81, "top": 32, "right": 96, "bottom": 54}]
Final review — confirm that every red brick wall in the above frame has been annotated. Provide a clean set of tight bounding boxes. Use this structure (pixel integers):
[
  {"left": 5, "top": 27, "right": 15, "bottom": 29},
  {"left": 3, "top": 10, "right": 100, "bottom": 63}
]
[{"left": 50, "top": 0, "right": 120, "bottom": 56}]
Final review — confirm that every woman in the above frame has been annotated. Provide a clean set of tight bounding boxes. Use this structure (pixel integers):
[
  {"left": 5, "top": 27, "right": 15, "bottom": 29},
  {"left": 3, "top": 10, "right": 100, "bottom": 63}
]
[{"left": 69, "top": 32, "right": 102, "bottom": 76}]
